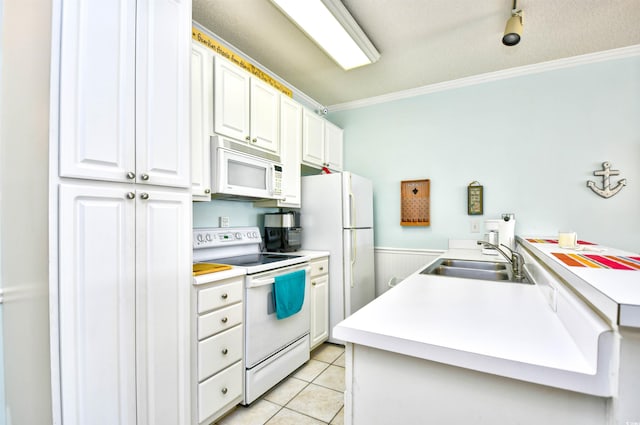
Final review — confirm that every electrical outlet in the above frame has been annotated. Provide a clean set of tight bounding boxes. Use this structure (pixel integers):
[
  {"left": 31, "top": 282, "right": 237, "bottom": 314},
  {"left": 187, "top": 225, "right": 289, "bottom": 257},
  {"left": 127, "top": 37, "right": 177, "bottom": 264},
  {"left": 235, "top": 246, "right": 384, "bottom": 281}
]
[
  {"left": 219, "top": 216, "right": 230, "bottom": 227},
  {"left": 470, "top": 219, "right": 480, "bottom": 233}
]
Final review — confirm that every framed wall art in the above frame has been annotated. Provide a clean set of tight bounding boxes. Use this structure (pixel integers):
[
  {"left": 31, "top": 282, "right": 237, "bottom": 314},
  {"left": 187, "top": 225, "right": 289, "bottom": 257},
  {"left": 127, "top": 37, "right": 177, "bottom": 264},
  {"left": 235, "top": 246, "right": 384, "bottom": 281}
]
[
  {"left": 467, "top": 181, "right": 483, "bottom": 215},
  {"left": 401, "top": 179, "right": 430, "bottom": 226}
]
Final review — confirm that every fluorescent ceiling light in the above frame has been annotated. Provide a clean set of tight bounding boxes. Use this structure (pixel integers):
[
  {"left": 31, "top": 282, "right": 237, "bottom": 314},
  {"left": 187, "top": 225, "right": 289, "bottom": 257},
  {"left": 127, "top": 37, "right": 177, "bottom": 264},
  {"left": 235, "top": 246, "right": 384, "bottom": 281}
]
[{"left": 270, "top": 0, "right": 380, "bottom": 70}]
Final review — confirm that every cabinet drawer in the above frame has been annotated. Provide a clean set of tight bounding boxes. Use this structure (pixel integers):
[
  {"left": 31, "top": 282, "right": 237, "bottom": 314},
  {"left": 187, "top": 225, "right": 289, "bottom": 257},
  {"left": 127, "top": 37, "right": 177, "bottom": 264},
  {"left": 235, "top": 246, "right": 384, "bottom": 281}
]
[
  {"left": 198, "top": 325, "right": 243, "bottom": 381},
  {"left": 198, "top": 278, "right": 243, "bottom": 314},
  {"left": 198, "top": 360, "right": 242, "bottom": 424},
  {"left": 198, "top": 303, "right": 243, "bottom": 341},
  {"left": 309, "top": 258, "right": 329, "bottom": 278}
]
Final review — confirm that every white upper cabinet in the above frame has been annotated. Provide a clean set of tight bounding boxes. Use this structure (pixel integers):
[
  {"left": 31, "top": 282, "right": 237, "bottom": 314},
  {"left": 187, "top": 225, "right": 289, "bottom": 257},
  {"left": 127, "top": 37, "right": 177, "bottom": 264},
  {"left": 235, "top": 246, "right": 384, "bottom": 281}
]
[
  {"left": 59, "top": 0, "right": 190, "bottom": 188},
  {"left": 255, "top": 95, "right": 302, "bottom": 208},
  {"left": 302, "top": 109, "right": 343, "bottom": 171},
  {"left": 191, "top": 42, "right": 213, "bottom": 200},
  {"left": 324, "top": 120, "right": 344, "bottom": 171},
  {"left": 214, "top": 57, "right": 280, "bottom": 157},
  {"left": 302, "top": 108, "right": 325, "bottom": 167}
]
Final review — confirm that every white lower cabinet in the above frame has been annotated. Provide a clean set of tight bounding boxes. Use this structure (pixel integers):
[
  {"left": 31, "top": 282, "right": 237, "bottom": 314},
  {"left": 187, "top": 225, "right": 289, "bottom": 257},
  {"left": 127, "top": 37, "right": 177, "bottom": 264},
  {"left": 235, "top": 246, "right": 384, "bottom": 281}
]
[
  {"left": 309, "top": 257, "right": 330, "bottom": 350},
  {"left": 58, "top": 183, "right": 191, "bottom": 425},
  {"left": 194, "top": 275, "right": 244, "bottom": 424}
]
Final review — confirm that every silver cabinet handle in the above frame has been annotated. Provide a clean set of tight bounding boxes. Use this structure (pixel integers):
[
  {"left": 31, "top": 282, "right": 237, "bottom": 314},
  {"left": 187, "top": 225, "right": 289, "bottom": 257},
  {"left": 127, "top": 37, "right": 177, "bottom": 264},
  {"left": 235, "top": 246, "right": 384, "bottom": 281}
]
[
  {"left": 245, "top": 136, "right": 251, "bottom": 142},
  {"left": 126, "top": 172, "right": 135, "bottom": 180},
  {"left": 252, "top": 138, "right": 257, "bottom": 143},
  {"left": 140, "top": 193, "right": 149, "bottom": 200},
  {"left": 221, "top": 317, "right": 228, "bottom": 323},
  {"left": 141, "top": 173, "right": 149, "bottom": 181},
  {"left": 221, "top": 387, "right": 228, "bottom": 395},
  {"left": 312, "top": 281, "right": 317, "bottom": 286},
  {"left": 221, "top": 348, "right": 228, "bottom": 355},
  {"left": 126, "top": 192, "right": 135, "bottom": 199},
  {"left": 204, "top": 188, "right": 211, "bottom": 194},
  {"left": 319, "top": 266, "right": 324, "bottom": 271},
  {"left": 221, "top": 293, "right": 228, "bottom": 300}
]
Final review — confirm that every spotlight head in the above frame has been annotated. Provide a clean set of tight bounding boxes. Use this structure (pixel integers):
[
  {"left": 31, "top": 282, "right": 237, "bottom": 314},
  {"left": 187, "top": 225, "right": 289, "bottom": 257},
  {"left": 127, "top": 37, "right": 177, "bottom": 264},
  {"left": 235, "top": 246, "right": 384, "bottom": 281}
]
[{"left": 502, "top": 12, "right": 523, "bottom": 46}]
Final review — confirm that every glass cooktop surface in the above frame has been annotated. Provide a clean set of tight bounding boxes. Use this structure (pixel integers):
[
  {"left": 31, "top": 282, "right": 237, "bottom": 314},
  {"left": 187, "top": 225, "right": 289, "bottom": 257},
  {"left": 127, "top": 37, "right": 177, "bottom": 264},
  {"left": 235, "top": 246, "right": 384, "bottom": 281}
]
[{"left": 213, "top": 253, "right": 301, "bottom": 267}]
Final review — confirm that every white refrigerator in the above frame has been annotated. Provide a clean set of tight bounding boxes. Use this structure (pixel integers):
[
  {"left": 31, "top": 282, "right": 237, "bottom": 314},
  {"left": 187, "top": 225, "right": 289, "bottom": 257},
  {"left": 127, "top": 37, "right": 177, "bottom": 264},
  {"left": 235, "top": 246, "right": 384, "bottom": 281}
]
[{"left": 301, "top": 172, "right": 375, "bottom": 343}]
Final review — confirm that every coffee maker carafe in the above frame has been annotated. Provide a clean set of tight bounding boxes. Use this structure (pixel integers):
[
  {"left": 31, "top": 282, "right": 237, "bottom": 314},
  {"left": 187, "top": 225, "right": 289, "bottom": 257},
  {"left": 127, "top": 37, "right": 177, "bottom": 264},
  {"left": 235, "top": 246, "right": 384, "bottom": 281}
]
[{"left": 264, "top": 211, "right": 302, "bottom": 252}]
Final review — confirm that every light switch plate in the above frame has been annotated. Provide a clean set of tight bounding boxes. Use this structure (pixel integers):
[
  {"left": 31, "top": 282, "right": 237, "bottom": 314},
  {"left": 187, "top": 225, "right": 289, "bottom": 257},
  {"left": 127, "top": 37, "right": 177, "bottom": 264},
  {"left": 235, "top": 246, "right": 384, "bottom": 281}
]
[{"left": 470, "top": 219, "right": 480, "bottom": 233}]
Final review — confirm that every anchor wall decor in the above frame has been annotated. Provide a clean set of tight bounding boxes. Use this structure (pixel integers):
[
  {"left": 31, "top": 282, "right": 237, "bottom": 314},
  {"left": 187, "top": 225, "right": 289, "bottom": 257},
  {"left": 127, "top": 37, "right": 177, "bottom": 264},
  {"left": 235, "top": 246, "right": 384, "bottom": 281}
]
[{"left": 586, "top": 161, "right": 627, "bottom": 198}]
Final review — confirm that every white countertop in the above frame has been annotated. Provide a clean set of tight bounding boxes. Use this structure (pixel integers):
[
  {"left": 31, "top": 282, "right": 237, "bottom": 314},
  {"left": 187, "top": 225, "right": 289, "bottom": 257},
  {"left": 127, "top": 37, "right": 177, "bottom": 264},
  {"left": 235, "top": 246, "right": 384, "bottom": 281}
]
[
  {"left": 294, "top": 250, "right": 330, "bottom": 260},
  {"left": 333, "top": 247, "right": 614, "bottom": 396},
  {"left": 520, "top": 237, "right": 640, "bottom": 327}
]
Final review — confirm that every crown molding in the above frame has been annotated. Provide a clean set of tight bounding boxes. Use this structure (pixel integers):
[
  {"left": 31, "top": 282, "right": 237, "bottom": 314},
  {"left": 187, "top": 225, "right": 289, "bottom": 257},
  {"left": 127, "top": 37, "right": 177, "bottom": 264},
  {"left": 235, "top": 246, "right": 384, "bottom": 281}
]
[{"left": 328, "top": 44, "right": 640, "bottom": 112}]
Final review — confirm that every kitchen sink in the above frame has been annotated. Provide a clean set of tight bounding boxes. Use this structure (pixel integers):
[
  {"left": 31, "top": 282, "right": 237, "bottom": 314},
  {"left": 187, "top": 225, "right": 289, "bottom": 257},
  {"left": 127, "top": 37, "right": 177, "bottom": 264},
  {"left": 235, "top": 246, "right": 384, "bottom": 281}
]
[{"left": 420, "top": 258, "right": 531, "bottom": 284}]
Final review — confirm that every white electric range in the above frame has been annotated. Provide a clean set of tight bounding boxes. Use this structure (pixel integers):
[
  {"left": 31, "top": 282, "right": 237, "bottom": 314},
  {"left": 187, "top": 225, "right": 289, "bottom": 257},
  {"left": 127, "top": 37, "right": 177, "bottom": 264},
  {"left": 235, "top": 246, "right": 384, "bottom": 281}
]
[{"left": 193, "top": 227, "right": 311, "bottom": 405}]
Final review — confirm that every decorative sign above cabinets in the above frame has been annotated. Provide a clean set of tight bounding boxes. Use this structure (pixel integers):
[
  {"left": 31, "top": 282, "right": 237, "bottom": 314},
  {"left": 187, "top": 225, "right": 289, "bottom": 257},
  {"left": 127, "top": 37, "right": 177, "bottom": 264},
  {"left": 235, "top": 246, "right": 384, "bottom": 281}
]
[{"left": 192, "top": 26, "right": 293, "bottom": 97}]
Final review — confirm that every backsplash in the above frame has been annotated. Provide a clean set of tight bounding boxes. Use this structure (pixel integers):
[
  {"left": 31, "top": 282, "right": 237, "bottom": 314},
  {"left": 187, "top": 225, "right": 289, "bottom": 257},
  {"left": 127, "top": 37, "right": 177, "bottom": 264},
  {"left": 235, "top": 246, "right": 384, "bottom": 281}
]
[{"left": 193, "top": 199, "right": 279, "bottom": 229}]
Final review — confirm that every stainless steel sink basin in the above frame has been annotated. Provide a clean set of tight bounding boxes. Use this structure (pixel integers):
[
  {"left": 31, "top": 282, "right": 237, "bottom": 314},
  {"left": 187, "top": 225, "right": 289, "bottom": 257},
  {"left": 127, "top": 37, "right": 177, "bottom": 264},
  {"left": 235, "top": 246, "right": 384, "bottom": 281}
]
[
  {"left": 420, "top": 258, "right": 531, "bottom": 284},
  {"left": 439, "top": 259, "right": 508, "bottom": 271}
]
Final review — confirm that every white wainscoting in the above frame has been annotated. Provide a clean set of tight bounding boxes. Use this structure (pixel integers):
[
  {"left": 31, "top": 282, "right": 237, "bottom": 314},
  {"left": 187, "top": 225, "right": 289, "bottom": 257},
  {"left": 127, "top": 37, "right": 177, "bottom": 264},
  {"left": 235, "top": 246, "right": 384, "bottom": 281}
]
[{"left": 374, "top": 247, "right": 444, "bottom": 296}]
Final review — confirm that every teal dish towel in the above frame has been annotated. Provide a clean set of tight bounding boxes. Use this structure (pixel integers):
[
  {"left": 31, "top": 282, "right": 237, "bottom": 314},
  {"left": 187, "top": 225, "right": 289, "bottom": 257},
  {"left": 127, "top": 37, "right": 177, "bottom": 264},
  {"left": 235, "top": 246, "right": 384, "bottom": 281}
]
[{"left": 273, "top": 269, "right": 306, "bottom": 320}]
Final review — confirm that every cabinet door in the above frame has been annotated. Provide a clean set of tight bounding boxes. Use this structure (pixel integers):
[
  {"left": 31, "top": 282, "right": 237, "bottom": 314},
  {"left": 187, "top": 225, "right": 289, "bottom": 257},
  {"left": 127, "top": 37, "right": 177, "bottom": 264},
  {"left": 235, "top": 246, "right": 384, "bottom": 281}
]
[
  {"left": 324, "top": 121, "right": 344, "bottom": 171},
  {"left": 59, "top": 183, "right": 136, "bottom": 425},
  {"left": 250, "top": 78, "right": 280, "bottom": 155},
  {"left": 59, "top": 0, "right": 136, "bottom": 183},
  {"left": 310, "top": 274, "right": 329, "bottom": 350},
  {"left": 302, "top": 109, "right": 325, "bottom": 168},
  {"left": 191, "top": 42, "right": 213, "bottom": 200},
  {"left": 214, "top": 58, "right": 250, "bottom": 143},
  {"left": 135, "top": 0, "right": 191, "bottom": 188},
  {"left": 279, "top": 96, "right": 302, "bottom": 207},
  {"left": 135, "top": 189, "right": 191, "bottom": 425}
]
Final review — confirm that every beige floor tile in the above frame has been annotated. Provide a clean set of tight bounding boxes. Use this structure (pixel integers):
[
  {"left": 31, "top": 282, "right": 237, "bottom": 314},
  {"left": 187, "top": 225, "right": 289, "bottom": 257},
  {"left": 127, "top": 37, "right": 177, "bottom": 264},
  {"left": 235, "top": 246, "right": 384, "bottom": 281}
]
[
  {"left": 311, "top": 343, "right": 345, "bottom": 364},
  {"left": 263, "top": 377, "right": 308, "bottom": 406},
  {"left": 217, "top": 399, "right": 280, "bottom": 425},
  {"left": 265, "top": 408, "right": 326, "bottom": 425},
  {"left": 332, "top": 352, "right": 345, "bottom": 367},
  {"left": 330, "top": 406, "right": 344, "bottom": 425},
  {"left": 285, "top": 383, "right": 343, "bottom": 423},
  {"left": 292, "top": 359, "right": 330, "bottom": 382},
  {"left": 313, "top": 365, "right": 345, "bottom": 392}
]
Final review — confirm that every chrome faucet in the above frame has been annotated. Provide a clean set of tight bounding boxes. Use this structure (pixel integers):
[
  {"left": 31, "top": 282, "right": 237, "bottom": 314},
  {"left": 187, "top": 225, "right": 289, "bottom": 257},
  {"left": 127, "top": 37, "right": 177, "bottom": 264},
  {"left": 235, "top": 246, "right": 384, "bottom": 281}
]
[{"left": 477, "top": 241, "right": 525, "bottom": 280}]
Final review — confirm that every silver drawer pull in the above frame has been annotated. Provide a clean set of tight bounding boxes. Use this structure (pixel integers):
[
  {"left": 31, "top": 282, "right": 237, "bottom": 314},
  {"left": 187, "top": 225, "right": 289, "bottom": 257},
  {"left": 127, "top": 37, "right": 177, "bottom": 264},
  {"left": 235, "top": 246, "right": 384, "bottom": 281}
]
[
  {"left": 221, "top": 317, "right": 228, "bottom": 323},
  {"left": 221, "top": 293, "right": 228, "bottom": 300},
  {"left": 319, "top": 266, "right": 324, "bottom": 271},
  {"left": 221, "top": 348, "right": 228, "bottom": 355},
  {"left": 221, "top": 387, "right": 228, "bottom": 395},
  {"left": 312, "top": 281, "right": 317, "bottom": 286}
]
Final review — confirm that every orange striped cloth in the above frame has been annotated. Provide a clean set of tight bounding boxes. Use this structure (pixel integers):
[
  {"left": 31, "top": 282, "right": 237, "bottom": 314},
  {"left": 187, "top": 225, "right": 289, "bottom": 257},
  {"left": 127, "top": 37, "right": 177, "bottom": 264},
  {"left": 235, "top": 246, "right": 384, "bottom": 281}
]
[{"left": 552, "top": 253, "right": 640, "bottom": 270}]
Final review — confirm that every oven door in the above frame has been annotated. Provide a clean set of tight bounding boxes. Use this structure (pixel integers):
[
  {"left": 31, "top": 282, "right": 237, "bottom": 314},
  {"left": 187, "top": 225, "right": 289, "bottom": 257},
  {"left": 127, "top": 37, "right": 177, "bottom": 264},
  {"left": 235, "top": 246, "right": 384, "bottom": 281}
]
[{"left": 244, "top": 263, "right": 310, "bottom": 368}]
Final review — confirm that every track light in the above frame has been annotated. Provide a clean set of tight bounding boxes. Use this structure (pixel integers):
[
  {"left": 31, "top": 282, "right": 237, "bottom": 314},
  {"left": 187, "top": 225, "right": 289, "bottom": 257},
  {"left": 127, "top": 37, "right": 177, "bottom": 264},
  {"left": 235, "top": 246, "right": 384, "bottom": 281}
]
[{"left": 502, "top": 0, "right": 523, "bottom": 46}]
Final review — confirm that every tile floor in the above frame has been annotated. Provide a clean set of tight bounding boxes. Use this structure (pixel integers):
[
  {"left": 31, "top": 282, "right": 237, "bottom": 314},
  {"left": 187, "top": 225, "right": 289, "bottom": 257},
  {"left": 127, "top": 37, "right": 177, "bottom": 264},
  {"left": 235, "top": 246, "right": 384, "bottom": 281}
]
[{"left": 216, "top": 343, "right": 346, "bottom": 425}]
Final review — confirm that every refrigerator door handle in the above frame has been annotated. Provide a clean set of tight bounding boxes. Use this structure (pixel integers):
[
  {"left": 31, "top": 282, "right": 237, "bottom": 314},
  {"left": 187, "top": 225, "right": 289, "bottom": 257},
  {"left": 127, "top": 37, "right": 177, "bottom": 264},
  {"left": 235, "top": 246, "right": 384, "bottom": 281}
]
[
  {"left": 350, "top": 230, "right": 357, "bottom": 288},
  {"left": 348, "top": 191, "right": 356, "bottom": 228}
]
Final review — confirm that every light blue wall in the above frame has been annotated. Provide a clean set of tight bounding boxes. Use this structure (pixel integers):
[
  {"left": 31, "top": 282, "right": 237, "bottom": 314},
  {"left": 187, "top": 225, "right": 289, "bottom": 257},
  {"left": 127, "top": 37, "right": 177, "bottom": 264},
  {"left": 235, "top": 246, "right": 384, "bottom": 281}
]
[
  {"left": 193, "top": 200, "right": 279, "bottom": 229},
  {"left": 328, "top": 55, "right": 640, "bottom": 252}
]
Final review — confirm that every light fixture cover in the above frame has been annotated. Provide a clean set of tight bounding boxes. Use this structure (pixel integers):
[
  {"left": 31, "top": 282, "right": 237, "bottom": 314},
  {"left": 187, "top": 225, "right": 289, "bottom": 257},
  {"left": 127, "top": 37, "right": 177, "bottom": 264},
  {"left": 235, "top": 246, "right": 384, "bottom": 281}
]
[
  {"left": 270, "top": 0, "right": 380, "bottom": 70},
  {"left": 502, "top": 12, "right": 523, "bottom": 46}
]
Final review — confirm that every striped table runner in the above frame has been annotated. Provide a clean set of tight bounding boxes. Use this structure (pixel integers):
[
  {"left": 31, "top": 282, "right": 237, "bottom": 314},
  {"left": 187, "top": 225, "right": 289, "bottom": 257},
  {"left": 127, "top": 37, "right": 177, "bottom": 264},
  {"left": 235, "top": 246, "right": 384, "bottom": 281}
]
[
  {"left": 552, "top": 253, "right": 640, "bottom": 270},
  {"left": 526, "top": 238, "right": 597, "bottom": 245}
]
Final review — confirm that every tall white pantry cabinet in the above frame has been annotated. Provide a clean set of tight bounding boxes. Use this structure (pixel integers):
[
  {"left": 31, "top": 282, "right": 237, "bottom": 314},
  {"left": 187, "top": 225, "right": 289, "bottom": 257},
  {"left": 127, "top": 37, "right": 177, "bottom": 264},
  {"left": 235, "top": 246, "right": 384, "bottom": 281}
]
[{"left": 52, "top": 1, "right": 192, "bottom": 424}]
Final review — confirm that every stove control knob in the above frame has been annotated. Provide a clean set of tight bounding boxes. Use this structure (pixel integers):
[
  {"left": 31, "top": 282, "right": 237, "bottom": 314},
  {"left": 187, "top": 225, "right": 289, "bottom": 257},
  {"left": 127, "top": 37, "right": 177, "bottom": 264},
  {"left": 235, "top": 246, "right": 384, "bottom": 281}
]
[
  {"left": 235, "top": 232, "right": 242, "bottom": 239},
  {"left": 196, "top": 234, "right": 204, "bottom": 243},
  {"left": 205, "top": 234, "right": 212, "bottom": 242}
]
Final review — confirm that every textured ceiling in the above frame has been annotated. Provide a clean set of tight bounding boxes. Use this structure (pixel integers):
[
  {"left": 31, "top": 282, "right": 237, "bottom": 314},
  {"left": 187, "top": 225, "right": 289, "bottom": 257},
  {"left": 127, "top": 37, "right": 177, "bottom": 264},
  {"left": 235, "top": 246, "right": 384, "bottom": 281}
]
[{"left": 193, "top": 0, "right": 640, "bottom": 109}]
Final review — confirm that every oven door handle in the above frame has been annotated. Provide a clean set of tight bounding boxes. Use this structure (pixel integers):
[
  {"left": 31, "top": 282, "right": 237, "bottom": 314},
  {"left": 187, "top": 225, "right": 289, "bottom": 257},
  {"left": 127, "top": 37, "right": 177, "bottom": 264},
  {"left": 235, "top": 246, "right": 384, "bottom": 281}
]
[{"left": 247, "top": 266, "right": 311, "bottom": 288}]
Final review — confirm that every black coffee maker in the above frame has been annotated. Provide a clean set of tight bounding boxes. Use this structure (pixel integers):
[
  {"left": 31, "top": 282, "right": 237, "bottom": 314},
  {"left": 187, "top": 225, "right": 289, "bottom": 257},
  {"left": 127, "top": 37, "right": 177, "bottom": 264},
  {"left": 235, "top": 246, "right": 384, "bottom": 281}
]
[{"left": 264, "top": 211, "right": 302, "bottom": 252}]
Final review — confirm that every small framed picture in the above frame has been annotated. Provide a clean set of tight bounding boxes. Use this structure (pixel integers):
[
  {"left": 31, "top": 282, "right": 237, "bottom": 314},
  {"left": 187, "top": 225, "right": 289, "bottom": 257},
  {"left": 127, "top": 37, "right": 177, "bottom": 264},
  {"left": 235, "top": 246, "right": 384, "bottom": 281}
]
[{"left": 467, "top": 182, "right": 483, "bottom": 215}]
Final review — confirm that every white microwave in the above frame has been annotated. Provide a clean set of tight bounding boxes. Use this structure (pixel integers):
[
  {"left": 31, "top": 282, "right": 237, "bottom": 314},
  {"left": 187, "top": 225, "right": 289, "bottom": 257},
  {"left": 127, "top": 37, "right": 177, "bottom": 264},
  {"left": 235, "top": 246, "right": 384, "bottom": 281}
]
[{"left": 211, "top": 146, "right": 283, "bottom": 200}]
